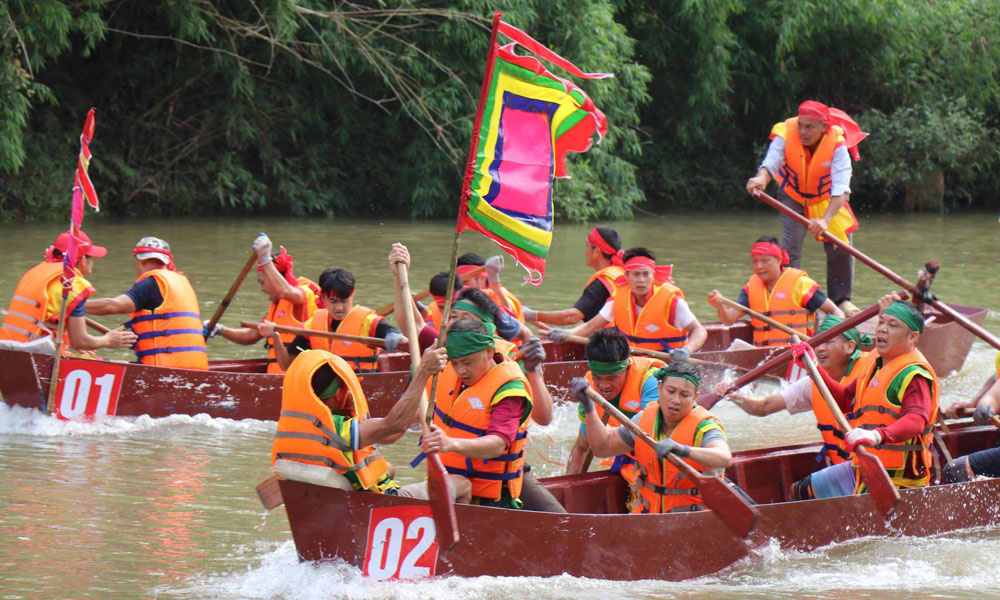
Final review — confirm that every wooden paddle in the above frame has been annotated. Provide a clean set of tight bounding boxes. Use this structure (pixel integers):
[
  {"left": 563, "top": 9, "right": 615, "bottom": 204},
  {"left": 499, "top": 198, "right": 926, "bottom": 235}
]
[
  {"left": 795, "top": 336, "right": 900, "bottom": 517},
  {"left": 393, "top": 260, "right": 459, "bottom": 553},
  {"left": 239, "top": 321, "right": 406, "bottom": 352},
  {"left": 375, "top": 265, "right": 486, "bottom": 317},
  {"left": 584, "top": 387, "right": 759, "bottom": 537},
  {"left": 718, "top": 296, "right": 810, "bottom": 340},
  {"left": 205, "top": 251, "right": 258, "bottom": 333},
  {"left": 45, "top": 287, "right": 72, "bottom": 416},
  {"left": 696, "top": 293, "right": 909, "bottom": 410},
  {"left": 579, "top": 411, "right": 611, "bottom": 473},
  {"left": 256, "top": 474, "right": 284, "bottom": 510},
  {"left": 753, "top": 189, "right": 1000, "bottom": 351}
]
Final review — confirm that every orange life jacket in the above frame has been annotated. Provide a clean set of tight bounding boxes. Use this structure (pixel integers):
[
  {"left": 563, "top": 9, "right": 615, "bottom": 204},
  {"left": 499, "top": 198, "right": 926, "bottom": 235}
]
[
  {"left": 852, "top": 348, "right": 939, "bottom": 488},
  {"left": 584, "top": 356, "right": 665, "bottom": 424},
  {"left": 611, "top": 281, "right": 688, "bottom": 351},
  {"left": 0, "top": 261, "right": 65, "bottom": 343},
  {"left": 586, "top": 265, "right": 626, "bottom": 296},
  {"left": 270, "top": 350, "right": 393, "bottom": 492},
  {"left": 263, "top": 277, "right": 319, "bottom": 374},
  {"left": 425, "top": 301, "right": 444, "bottom": 331},
  {"left": 306, "top": 306, "right": 381, "bottom": 373},
  {"left": 744, "top": 268, "right": 815, "bottom": 347},
  {"left": 810, "top": 351, "right": 874, "bottom": 463},
  {"left": 434, "top": 360, "right": 532, "bottom": 502},
  {"left": 127, "top": 269, "right": 208, "bottom": 369},
  {"left": 620, "top": 404, "right": 724, "bottom": 513},
  {"left": 486, "top": 286, "right": 525, "bottom": 323}
]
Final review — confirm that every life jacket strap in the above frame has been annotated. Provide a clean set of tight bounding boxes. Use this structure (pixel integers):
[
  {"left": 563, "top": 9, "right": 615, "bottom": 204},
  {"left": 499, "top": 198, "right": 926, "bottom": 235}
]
[
  {"left": 125, "top": 311, "right": 201, "bottom": 327},
  {"left": 135, "top": 346, "right": 208, "bottom": 358}
]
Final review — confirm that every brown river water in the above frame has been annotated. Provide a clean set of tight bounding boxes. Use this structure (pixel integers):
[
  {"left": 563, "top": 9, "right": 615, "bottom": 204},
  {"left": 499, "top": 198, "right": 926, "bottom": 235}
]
[{"left": 2, "top": 212, "right": 1000, "bottom": 599}]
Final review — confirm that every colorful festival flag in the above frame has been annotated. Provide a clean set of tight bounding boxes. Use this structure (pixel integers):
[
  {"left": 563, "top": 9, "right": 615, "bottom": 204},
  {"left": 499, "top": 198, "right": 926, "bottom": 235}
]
[
  {"left": 458, "top": 14, "right": 611, "bottom": 284},
  {"left": 63, "top": 109, "right": 100, "bottom": 295}
]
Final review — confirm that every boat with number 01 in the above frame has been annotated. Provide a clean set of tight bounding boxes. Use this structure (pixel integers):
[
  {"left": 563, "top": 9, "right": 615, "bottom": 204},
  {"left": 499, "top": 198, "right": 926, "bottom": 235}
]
[
  {"left": 0, "top": 304, "right": 985, "bottom": 421},
  {"left": 276, "top": 419, "right": 1000, "bottom": 581}
]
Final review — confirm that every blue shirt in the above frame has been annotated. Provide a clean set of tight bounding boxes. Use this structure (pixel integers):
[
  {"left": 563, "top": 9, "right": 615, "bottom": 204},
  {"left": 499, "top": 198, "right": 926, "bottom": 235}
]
[{"left": 123, "top": 277, "right": 164, "bottom": 312}]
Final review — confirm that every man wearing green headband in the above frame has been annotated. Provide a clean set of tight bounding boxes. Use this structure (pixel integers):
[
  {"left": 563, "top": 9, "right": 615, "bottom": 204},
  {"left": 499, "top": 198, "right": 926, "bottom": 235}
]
[
  {"left": 573, "top": 361, "right": 734, "bottom": 513},
  {"left": 419, "top": 319, "right": 534, "bottom": 508},
  {"left": 812, "top": 293, "right": 940, "bottom": 492},
  {"left": 565, "top": 329, "right": 665, "bottom": 475}
]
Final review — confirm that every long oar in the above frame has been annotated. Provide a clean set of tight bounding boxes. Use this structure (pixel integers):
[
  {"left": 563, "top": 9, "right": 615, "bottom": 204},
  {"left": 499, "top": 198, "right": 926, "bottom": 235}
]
[
  {"left": 796, "top": 337, "right": 900, "bottom": 517},
  {"left": 375, "top": 265, "right": 486, "bottom": 317},
  {"left": 205, "top": 252, "right": 258, "bottom": 334},
  {"left": 753, "top": 189, "right": 1000, "bottom": 351},
  {"left": 697, "top": 293, "right": 908, "bottom": 409},
  {"left": 239, "top": 321, "right": 406, "bottom": 352},
  {"left": 584, "top": 387, "right": 759, "bottom": 537},
  {"left": 394, "top": 260, "right": 459, "bottom": 552},
  {"left": 44, "top": 289, "right": 72, "bottom": 415},
  {"left": 718, "top": 296, "right": 810, "bottom": 340},
  {"left": 580, "top": 411, "right": 612, "bottom": 473}
]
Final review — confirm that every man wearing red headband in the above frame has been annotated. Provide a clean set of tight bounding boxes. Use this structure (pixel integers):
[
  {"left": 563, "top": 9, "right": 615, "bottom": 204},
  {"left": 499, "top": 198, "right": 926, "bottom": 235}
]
[
  {"left": 1, "top": 230, "right": 137, "bottom": 354},
  {"left": 550, "top": 247, "right": 707, "bottom": 361},
  {"left": 523, "top": 226, "right": 625, "bottom": 326},
  {"left": 745, "top": 100, "right": 869, "bottom": 316},
  {"left": 207, "top": 233, "right": 319, "bottom": 374},
  {"left": 88, "top": 236, "right": 208, "bottom": 369},
  {"left": 708, "top": 236, "right": 843, "bottom": 347}
]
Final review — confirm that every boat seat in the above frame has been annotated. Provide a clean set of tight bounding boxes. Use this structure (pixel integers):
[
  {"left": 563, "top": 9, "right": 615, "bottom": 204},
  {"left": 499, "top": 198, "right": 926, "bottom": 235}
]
[{"left": 274, "top": 458, "right": 354, "bottom": 491}]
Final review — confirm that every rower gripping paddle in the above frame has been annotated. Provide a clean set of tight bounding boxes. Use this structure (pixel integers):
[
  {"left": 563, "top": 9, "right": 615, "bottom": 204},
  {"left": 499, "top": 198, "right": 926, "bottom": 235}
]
[
  {"left": 584, "top": 388, "right": 759, "bottom": 538},
  {"left": 206, "top": 251, "right": 258, "bottom": 333}
]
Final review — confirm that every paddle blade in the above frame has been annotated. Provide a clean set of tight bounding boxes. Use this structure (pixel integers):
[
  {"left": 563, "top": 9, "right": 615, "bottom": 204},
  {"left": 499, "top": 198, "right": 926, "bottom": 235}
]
[
  {"left": 698, "top": 475, "right": 759, "bottom": 538},
  {"left": 856, "top": 448, "right": 900, "bottom": 518},
  {"left": 696, "top": 393, "right": 721, "bottom": 410},
  {"left": 426, "top": 452, "right": 460, "bottom": 553},
  {"left": 255, "top": 475, "right": 284, "bottom": 510}
]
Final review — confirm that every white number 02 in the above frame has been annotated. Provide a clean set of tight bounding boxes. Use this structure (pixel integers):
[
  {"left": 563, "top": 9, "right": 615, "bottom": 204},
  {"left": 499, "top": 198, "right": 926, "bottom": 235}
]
[
  {"left": 60, "top": 370, "right": 116, "bottom": 418},
  {"left": 365, "top": 516, "right": 435, "bottom": 580}
]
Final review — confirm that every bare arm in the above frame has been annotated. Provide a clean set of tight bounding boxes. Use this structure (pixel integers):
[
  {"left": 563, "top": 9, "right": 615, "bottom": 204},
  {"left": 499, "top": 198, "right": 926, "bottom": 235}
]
[
  {"left": 584, "top": 409, "right": 633, "bottom": 458},
  {"left": 533, "top": 307, "right": 585, "bottom": 326},
  {"left": 569, "top": 314, "right": 610, "bottom": 339},
  {"left": 358, "top": 348, "right": 447, "bottom": 446},
  {"left": 259, "top": 260, "right": 305, "bottom": 305},
  {"left": 687, "top": 438, "right": 732, "bottom": 469},
  {"left": 565, "top": 432, "right": 591, "bottom": 475},
  {"left": 421, "top": 426, "right": 508, "bottom": 459},
  {"left": 818, "top": 298, "right": 845, "bottom": 318},
  {"left": 707, "top": 290, "right": 744, "bottom": 325},
  {"left": 257, "top": 321, "right": 293, "bottom": 370},
  {"left": 86, "top": 294, "right": 137, "bottom": 315},
  {"left": 218, "top": 325, "right": 264, "bottom": 345},
  {"left": 66, "top": 317, "right": 137, "bottom": 351},
  {"left": 525, "top": 368, "right": 553, "bottom": 426},
  {"left": 681, "top": 318, "right": 707, "bottom": 353},
  {"left": 945, "top": 375, "right": 995, "bottom": 418},
  {"left": 726, "top": 390, "right": 787, "bottom": 416}
]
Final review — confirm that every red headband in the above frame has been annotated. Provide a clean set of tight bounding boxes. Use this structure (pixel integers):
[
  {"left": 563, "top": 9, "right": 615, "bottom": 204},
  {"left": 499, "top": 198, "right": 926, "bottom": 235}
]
[
  {"left": 587, "top": 228, "right": 624, "bottom": 266},
  {"left": 133, "top": 246, "right": 176, "bottom": 271},
  {"left": 798, "top": 100, "right": 830, "bottom": 123},
  {"left": 456, "top": 265, "right": 481, "bottom": 277},
  {"left": 622, "top": 256, "right": 673, "bottom": 283},
  {"left": 259, "top": 246, "right": 299, "bottom": 288},
  {"left": 751, "top": 242, "right": 789, "bottom": 266}
]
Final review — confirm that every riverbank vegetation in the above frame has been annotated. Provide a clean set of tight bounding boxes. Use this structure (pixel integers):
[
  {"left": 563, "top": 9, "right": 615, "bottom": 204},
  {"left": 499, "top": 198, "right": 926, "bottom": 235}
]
[{"left": 1, "top": 0, "right": 997, "bottom": 222}]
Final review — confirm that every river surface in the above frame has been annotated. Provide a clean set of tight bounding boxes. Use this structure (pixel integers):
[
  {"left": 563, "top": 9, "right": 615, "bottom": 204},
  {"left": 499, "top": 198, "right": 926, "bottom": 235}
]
[{"left": 2, "top": 213, "right": 1000, "bottom": 599}]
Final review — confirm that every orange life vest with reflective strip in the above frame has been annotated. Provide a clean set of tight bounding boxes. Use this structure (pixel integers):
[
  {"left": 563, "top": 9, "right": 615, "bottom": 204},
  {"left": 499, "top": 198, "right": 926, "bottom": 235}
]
[
  {"left": 263, "top": 277, "right": 319, "bottom": 374},
  {"left": 745, "top": 268, "right": 815, "bottom": 347},
  {"left": 128, "top": 269, "right": 207, "bottom": 370},
  {"left": 584, "top": 356, "right": 665, "bottom": 424},
  {"left": 0, "top": 261, "right": 64, "bottom": 343},
  {"left": 611, "top": 281, "right": 688, "bottom": 351},
  {"left": 486, "top": 286, "right": 525, "bottom": 323},
  {"left": 776, "top": 117, "right": 839, "bottom": 207},
  {"left": 852, "top": 349, "right": 938, "bottom": 487},
  {"left": 425, "top": 302, "right": 444, "bottom": 331},
  {"left": 307, "top": 306, "right": 381, "bottom": 373},
  {"left": 270, "top": 350, "right": 392, "bottom": 492},
  {"left": 620, "top": 404, "right": 722, "bottom": 514},
  {"left": 434, "top": 360, "right": 532, "bottom": 501},
  {"left": 586, "top": 265, "right": 625, "bottom": 296},
  {"left": 810, "top": 351, "right": 874, "bottom": 463}
]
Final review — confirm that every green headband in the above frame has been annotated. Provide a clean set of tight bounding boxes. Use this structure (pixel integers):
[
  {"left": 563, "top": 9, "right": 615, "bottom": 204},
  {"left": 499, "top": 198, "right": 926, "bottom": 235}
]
[
  {"left": 319, "top": 376, "right": 342, "bottom": 400},
  {"left": 817, "top": 315, "right": 873, "bottom": 352},
  {"left": 445, "top": 330, "right": 495, "bottom": 359},
  {"left": 653, "top": 366, "right": 700, "bottom": 390},
  {"left": 587, "top": 359, "right": 629, "bottom": 375},
  {"left": 452, "top": 300, "right": 497, "bottom": 335},
  {"left": 883, "top": 301, "right": 924, "bottom": 333}
]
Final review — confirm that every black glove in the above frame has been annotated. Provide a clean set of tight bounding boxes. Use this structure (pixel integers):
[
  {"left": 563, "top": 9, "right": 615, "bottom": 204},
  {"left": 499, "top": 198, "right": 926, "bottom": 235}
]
[
  {"left": 654, "top": 438, "right": 690, "bottom": 460},
  {"left": 974, "top": 403, "right": 996, "bottom": 425},
  {"left": 522, "top": 336, "right": 546, "bottom": 372},
  {"left": 570, "top": 377, "right": 594, "bottom": 413}
]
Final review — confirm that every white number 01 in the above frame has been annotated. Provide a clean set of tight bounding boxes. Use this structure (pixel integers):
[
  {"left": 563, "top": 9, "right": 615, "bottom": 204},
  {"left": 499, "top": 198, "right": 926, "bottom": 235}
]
[
  {"left": 365, "top": 516, "right": 435, "bottom": 580},
  {"left": 60, "top": 370, "right": 117, "bottom": 418}
]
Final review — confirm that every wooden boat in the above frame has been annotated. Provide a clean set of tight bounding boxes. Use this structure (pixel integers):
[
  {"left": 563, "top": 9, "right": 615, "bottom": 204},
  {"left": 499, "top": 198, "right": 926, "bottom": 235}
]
[
  {"left": 0, "top": 303, "right": 985, "bottom": 421},
  {"left": 277, "top": 419, "right": 1000, "bottom": 582}
]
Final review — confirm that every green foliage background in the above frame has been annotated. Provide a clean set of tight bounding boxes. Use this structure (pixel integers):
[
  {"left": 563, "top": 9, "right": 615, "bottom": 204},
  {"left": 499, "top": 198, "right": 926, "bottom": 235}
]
[{"left": 1, "top": 0, "right": 998, "bottom": 222}]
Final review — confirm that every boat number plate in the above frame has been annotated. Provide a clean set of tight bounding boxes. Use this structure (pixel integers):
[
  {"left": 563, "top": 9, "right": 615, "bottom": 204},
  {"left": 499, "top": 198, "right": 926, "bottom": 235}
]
[
  {"left": 53, "top": 359, "right": 127, "bottom": 421},
  {"left": 363, "top": 505, "right": 439, "bottom": 580}
]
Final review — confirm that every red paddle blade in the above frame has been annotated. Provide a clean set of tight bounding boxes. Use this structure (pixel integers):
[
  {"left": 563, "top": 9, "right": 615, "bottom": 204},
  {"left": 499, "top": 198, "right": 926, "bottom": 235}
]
[
  {"left": 426, "top": 452, "right": 460, "bottom": 552},
  {"left": 698, "top": 475, "right": 759, "bottom": 538},
  {"left": 255, "top": 475, "right": 283, "bottom": 510},
  {"left": 856, "top": 448, "right": 900, "bottom": 518},
  {"left": 696, "top": 393, "right": 721, "bottom": 410}
]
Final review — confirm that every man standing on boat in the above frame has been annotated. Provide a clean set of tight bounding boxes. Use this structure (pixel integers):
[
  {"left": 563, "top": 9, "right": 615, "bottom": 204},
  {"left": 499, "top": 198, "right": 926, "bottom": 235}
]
[
  {"left": 418, "top": 318, "right": 534, "bottom": 507},
  {"left": 745, "top": 100, "right": 867, "bottom": 315},
  {"left": 0, "top": 230, "right": 137, "bottom": 353},
  {"left": 548, "top": 247, "right": 707, "bottom": 360},
  {"left": 271, "top": 347, "right": 448, "bottom": 495},
  {"left": 806, "top": 293, "right": 939, "bottom": 492},
  {"left": 87, "top": 237, "right": 208, "bottom": 369},
  {"left": 565, "top": 329, "right": 664, "bottom": 475},
  {"left": 720, "top": 315, "right": 874, "bottom": 499},
  {"left": 523, "top": 226, "right": 625, "bottom": 326},
  {"left": 574, "top": 361, "right": 734, "bottom": 513},
  {"left": 206, "top": 233, "right": 318, "bottom": 374},
  {"left": 707, "top": 236, "right": 843, "bottom": 347}
]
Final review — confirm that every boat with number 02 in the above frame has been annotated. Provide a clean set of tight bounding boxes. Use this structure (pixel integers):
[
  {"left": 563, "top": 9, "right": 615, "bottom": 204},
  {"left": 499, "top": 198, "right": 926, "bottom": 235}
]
[{"left": 276, "top": 419, "right": 1000, "bottom": 581}]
